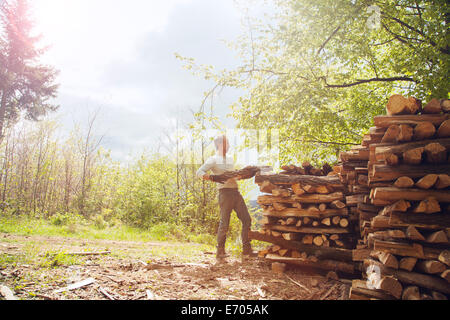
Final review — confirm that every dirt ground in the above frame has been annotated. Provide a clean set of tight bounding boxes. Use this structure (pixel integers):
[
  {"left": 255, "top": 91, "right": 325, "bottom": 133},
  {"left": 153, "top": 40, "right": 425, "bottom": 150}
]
[{"left": 0, "top": 233, "right": 351, "bottom": 300}]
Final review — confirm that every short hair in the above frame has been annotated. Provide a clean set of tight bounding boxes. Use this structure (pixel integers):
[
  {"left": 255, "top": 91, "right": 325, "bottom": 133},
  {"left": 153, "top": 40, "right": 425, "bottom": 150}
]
[{"left": 214, "top": 135, "right": 228, "bottom": 150}]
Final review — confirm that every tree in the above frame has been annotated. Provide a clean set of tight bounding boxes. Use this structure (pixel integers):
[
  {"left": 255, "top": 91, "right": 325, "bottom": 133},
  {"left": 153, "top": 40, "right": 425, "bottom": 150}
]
[
  {"left": 178, "top": 0, "right": 449, "bottom": 164},
  {"left": 0, "top": 0, "right": 59, "bottom": 141}
]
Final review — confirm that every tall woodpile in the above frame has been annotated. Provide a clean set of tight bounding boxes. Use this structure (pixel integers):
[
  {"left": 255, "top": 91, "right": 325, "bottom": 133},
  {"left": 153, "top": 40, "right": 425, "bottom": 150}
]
[
  {"left": 345, "top": 96, "right": 450, "bottom": 300},
  {"left": 250, "top": 162, "right": 358, "bottom": 275}
]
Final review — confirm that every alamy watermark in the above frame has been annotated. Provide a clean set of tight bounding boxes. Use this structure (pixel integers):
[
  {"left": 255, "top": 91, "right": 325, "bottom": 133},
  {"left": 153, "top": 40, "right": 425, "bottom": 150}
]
[{"left": 366, "top": 5, "right": 381, "bottom": 30}]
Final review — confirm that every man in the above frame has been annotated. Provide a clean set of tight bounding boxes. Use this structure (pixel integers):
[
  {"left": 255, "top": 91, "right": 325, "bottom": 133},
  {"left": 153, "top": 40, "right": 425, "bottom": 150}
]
[{"left": 196, "top": 135, "right": 257, "bottom": 259}]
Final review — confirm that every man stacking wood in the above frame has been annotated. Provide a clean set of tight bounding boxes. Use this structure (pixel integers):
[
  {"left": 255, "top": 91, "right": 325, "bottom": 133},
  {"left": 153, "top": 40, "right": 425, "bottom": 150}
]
[{"left": 196, "top": 135, "right": 257, "bottom": 259}]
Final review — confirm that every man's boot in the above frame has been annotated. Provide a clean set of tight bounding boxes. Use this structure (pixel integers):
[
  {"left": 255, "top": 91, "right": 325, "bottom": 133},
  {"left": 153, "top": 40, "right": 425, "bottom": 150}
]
[
  {"left": 216, "top": 247, "right": 229, "bottom": 259},
  {"left": 242, "top": 244, "right": 258, "bottom": 257}
]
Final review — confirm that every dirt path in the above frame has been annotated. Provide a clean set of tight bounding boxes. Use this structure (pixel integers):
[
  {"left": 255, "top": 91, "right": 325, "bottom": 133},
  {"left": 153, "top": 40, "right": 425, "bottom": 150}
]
[{"left": 0, "top": 233, "right": 350, "bottom": 300}]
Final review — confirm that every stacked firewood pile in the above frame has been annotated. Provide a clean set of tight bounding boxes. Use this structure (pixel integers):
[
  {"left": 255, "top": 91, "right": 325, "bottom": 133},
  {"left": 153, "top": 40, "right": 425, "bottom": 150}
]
[
  {"left": 249, "top": 162, "right": 358, "bottom": 276},
  {"left": 347, "top": 95, "right": 450, "bottom": 300}
]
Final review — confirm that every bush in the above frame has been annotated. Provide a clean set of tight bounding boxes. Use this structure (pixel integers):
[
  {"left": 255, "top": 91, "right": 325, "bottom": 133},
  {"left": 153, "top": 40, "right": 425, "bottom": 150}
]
[{"left": 49, "top": 212, "right": 83, "bottom": 226}]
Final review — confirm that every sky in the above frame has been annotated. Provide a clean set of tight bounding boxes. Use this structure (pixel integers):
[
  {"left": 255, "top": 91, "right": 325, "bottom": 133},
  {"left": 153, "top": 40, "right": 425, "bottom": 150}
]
[{"left": 32, "top": 0, "right": 254, "bottom": 162}]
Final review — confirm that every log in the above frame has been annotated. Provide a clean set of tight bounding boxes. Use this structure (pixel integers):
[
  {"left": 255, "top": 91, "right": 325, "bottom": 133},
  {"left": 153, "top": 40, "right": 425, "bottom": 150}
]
[
  {"left": 402, "top": 286, "right": 421, "bottom": 300},
  {"left": 363, "top": 259, "right": 450, "bottom": 295},
  {"left": 263, "top": 207, "right": 348, "bottom": 218},
  {"left": 302, "top": 234, "right": 313, "bottom": 245},
  {"left": 415, "top": 174, "right": 438, "bottom": 189},
  {"left": 438, "top": 250, "right": 450, "bottom": 266},
  {"left": 273, "top": 202, "right": 287, "bottom": 211},
  {"left": 441, "top": 270, "right": 450, "bottom": 282},
  {"left": 399, "top": 257, "right": 418, "bottom": 272},
  {"left": 411, "top": 198, "right": 441, "bottom": 214},
  {"left": 374, "top": 137, "right": 450, "bottom": 162},
  {"left": 211, "top": 166, "right": 261, "bottom": 183},
  {"left": 339, "top": 218, "right": 349, "bottom": 228},
  {"left": 372, "top": 187, "right": 450, "bottom": 203},
  {"left": 374, "top": 114, "right": 449, "bottom": 128},
  {"left": 260, "top": 180, "right": 277, "bottom": 194},
  {"left": 370, "top": 164, "right": 450, "bottom": 182},
  {"left": 248, "top": 230, "right": 353, "bottom": 261},
  {"left": 265, "top": 254, "right": 356, "bottom": 274},
  {"left": 413, "top": 121, "right": 436, "bottom": 140},
  {"left": 373, "top": 240, "right": 425, "bottom": 259},
  {"left": 385, "top": 154, "right": 400, "bottom": 166},
  {"left": 332, "top": 216, "right": 341, "bottom": 225},
  {"left": 378, "top": 276, "right": 403, "bottom": 299},
  {"left": 406, "top": 226, "right": 425, "bottom": 241},
  {"left": 321, "top": 217, "right": 331, "bottom": 226},
  {"left": 426, "top": 230, "right": 448, "bottom": 244},
  {"left": 292, "top": 183, "right": 305, "bottom": 195},
  {"left": 403, "top": 147, "right": 424, "bottom": 165},
  {"left": 437, "top": 119, "right": 450, "bottom": 138},
  {"left": 272, "top": 188, "right": 291, "bottom": 197},
  {"left": 422, "top": 98, "right": 442, "bottom": 114},
  {"left": 386, "top": 94, "right": 421, "bottom": 115},
  {"left": 370, "top": 251, "right": 399, "bottom": 269},
  {"left": 350, "top": 280, "right": 396, "bottom": 300},
  {"left": 424, "top": 142, "right": 447, "bottom": 164},
  {"left": 394, "top": 176, "right": 415, "bottom": 188},
  {"left": 255, "top": 173, "right": 344, "bottom": 188},
  {"left": 397, "top": 124, "right": 413, "bottom": 143},
  {"left": 415, "top": 260, "right": 446, "bottom": 274},
  {"left": 442, "top": 99, "right": 450, "bottom": 113},
  {"left": 389, "top": 211, "right": 450, "bottom": 229},
  {"left": 435, "top": 174, "right": 450, "bottom": 189},
  {"left": 313, "top": 235, "right": 324, "bottom": 246},
  {"left": 382, "top": 125, "right": 400, "bottom": 143},
  {"left": 330, "top": 200, "right": 346, "bottom": 209},
  {"left": 266, "top": 224, "right": 350, "bottom": 234}
]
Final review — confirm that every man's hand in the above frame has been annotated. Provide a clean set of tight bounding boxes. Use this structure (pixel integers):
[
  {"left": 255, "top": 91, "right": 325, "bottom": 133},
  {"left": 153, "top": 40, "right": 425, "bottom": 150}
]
[{"left": 202, "top": 174, "right": 211, "bottom": 181}]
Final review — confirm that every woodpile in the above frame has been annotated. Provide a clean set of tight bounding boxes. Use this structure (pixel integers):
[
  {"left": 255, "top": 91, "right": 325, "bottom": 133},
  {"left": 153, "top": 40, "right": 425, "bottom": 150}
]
[
  {"left": 346, "top": 95, "right": 450, "bottom": 300},
  {"left": 250, "top": 162, "right": 359, "bottom": 275}
]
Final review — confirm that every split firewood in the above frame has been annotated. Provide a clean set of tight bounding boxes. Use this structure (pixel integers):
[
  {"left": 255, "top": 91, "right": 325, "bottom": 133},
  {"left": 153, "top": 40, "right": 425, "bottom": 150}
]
[
  {"left": 292, "top": 183, "right": 305, "bottom": 195},
  {"left": 291, "top": 250, "right": 302, "bottom": 258},
  {"left": 312, "top": 221, "right": 319, "bottom": 227},
  {"left": 279, "top": 249, "right": 289, "bottom": 257},
  {"left": 378, "top": 276, "right": 403, "bottom": 299},
  {"left": 332, "top": 216, "right": 341, "bottom": 225},
  {"left": 442, "top": 99, "right": 450, "bottom": 113},
  {"left": 403, "top": 147, "right": 424, "bottom": 165},
  {"left": 303, "top": 217, "right": 311, "bottom": 225},
  {"left": 402, "top": 286, "right": 421, "bottom": 300},
  {"left": 292, "top": 202, "right": 303, "bottom": 209},
  {"left": 211, "top": 166, "right": 261, "bottom": 183},
  {"left": 441, "top": 269, "right": 450, "bottom": 282},
  {"left": 426, "top": 230, "right": 448, "bottom": 244},
  {"left": 412, "top": 197, "right": 441, "bottom": 214},
  {"left": 382, "top": 125, "right": 400, "bottom": 143},
  {"left": 406, "top": 225, "right": 425, "bottom": 241},
  {"left": 303, "top": 185, "right": 316, "bottom": 193},
  {"left": 313, "top": 235, "right": 324, "bottom": 246},
  {"left": 431, "top": 291, "right": 448, "bottom": 300},
  {"left": 397, "top": 124, "right": 413, "bottom": 143},
  {"left": 302, "top": 235, "right": 313, "bottom": 245},
  {"left": 438, "top": 250, "right": 450, "bottom": 266},
  {"left": 394, "top": 176, "right": 414, "bottom": 188},
  {"left": 415, "top": 174, "right": 438, "bottom": 189},
  {"left": 379, "top": 200, "right": 411, "bottom": 216},
  {"left": 413, "top": 121, "right": 436, "bottom": 140},
  {"left": 321, "top": 217, "right": 331, "bottom": 226},
  {"left": 272, "top": 188, "right": 291, "bottom": 197},
  {"left": 285, "top": 217, "right": 297, "bottom": 226},
  {"left": 385, "top": 154, "right": 400, "bottom": 166},
  {"left": 415, "top": 260, "right": 446, "bottom": 274},
  {"left": 260, "top": 180, "right": 277, "bottom": 194},
  {"left": 437, "top": 119, "right": 450, "bottom": 138},
  {"left": 318, "top": 203, "right": 327, "bottom": 212},
  {"left": 399, "top": 257, "right": 418, "bottom": 272},
  {"left": 424, "top": 142, "right": 447, "bottom": 164},
  {"left": 435, "top": 174, "right": 450, "bottom": 189},
  {"left": 295, "top": 219, "right": 302, "bottom": 227},
  {"left": 339, "top": 218, "right": 349, "bottom": 228},
  {"left": 273, "top": 202, "right": 287, "bottom": 211},
  {"left": 370, "top": 251, "right": 399, "bottom": 269},
  {"left": 386, "top": 94, "right": 421, "bottom": 116},
  {"left": 422, "top": 98, "right": 442, "bottom": 114},
  {"left": 307, "top": 205, "right": 320, "bottom": 214},
  {"left": 330, "top": 200, "right": 346, "bottom": 209},
  {"left": 316, "top": 185, "right": 332, "bottom": 194}
]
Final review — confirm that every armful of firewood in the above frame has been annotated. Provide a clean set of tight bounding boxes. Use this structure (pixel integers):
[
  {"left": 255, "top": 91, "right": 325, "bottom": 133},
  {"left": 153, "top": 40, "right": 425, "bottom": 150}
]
[{"left": 210, "top": 166, "right": 262, "bottom": 184}]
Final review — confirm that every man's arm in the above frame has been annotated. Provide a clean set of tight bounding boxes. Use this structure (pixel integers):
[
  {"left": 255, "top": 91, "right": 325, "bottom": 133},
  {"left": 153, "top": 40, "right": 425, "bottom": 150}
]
[{"left": 196, "top": 157, "right": 216, "bottom": 181}]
